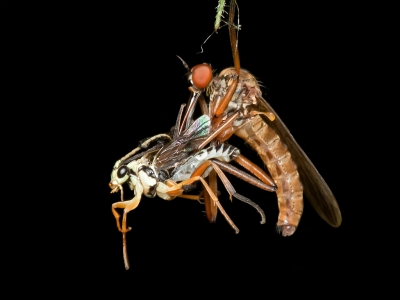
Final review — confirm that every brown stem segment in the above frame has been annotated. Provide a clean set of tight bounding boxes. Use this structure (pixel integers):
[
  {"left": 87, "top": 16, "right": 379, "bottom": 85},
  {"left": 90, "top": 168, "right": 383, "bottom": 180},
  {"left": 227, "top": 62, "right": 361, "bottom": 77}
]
[{"left": 228, "top": 1, "right": 240, "bottom": 74}]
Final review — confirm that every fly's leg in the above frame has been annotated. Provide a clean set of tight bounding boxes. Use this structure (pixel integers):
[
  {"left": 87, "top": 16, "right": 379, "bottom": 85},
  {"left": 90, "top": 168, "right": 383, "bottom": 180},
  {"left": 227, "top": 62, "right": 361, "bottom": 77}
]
[
  {"left": 199, "top": 111, "right": 240, "bottom": 149},
  {"left": 165, "top": 174, "right": 239, "bottom": 234},
  {"left": 212, "top": 159, "right": 276, "bottom": 192},
  {"left": 234, "top": 154, "right": 276, "bottom": 188},
  {"left": 189, "top": 160, "right": 218, "bottom": 222},
  {"left": 210, "top": 160, "right": 266, "bottom": 224},
  {"left": 212, "top": 76, "right": 238, "bottom": 117},
  {"left": 176, "top": 193, "right": 203, "bottom": 202}
]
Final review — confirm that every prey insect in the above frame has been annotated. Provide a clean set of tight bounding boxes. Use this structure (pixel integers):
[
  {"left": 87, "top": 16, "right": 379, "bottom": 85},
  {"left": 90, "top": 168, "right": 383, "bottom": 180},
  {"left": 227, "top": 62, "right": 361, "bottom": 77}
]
[{"left": 109, "top": 0, "right": 341, "bottom": 270}]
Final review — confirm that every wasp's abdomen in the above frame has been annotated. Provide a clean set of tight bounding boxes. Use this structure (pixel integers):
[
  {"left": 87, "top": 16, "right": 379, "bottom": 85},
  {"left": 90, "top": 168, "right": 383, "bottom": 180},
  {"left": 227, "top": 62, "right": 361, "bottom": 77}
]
[
  {"left": 171, "top": 143, "right": 240, "bottom": 182},
  {"left": 235, "top": 115, "right": 303, "bottom": 236}
]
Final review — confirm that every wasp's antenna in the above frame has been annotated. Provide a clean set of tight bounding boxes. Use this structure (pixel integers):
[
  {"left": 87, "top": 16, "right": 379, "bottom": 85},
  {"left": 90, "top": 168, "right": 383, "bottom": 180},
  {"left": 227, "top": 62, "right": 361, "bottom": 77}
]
[
  {"left": 120, "top": 147, "right": 141, "bottom": 162},
  {"left": 140, "top": 134, "right": 171, "bottom": 148},
  {"left": 176, "top": 55, "right": 190, "bottom": 72},
  {"left": 120, "top": 134, "right": 172, "bottom": 162}
]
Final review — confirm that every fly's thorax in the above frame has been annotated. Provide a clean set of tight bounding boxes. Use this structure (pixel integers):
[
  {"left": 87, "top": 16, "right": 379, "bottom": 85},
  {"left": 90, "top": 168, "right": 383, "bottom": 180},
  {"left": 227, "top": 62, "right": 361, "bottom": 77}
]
[
  {"left": 208, "top": 67, "right": 267, "bottom": 130},
  {"left": 218, "top": 67, "right": 261, "bottom": 90},
  {"left": 208, "top": 68, "right": 261, "bottom": 116}
]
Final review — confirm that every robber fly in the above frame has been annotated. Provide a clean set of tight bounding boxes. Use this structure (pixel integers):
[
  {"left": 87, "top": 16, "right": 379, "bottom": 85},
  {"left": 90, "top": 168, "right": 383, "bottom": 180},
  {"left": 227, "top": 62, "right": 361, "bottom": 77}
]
[{"left": 109, "top": 1, "right": 341, "bottom": 269}]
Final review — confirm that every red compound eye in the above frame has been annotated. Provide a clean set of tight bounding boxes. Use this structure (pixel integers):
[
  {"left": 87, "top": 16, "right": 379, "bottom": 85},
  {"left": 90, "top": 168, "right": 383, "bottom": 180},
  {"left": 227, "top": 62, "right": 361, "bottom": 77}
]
[{"left": 191, "top": 64, "right": 212, "bottom": 89}]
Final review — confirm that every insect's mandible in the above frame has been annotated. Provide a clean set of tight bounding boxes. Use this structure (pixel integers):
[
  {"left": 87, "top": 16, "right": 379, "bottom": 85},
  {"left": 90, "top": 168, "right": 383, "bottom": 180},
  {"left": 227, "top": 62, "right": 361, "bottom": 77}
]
[{"left": 109, "top": 0, "right": 342, "bottom": 270}]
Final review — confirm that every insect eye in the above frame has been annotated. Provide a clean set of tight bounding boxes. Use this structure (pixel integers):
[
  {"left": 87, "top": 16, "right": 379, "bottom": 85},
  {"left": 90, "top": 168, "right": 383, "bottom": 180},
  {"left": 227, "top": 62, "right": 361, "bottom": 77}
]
[
  {"left": 191, "top": 64, "right": 212, "bottom": 90},
  {"left": 117, "top": 166, "right": 129, "bottom": 178}
]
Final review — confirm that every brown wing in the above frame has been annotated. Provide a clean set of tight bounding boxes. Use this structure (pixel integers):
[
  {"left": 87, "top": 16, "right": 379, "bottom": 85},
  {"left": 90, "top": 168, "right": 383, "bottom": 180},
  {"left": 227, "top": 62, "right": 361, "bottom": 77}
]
[
  {"left": 255, "top": 95, "right": 342, "bottom": 227},
  {"left": 154, "top": 115, "right": 211, "bottom": 170}
]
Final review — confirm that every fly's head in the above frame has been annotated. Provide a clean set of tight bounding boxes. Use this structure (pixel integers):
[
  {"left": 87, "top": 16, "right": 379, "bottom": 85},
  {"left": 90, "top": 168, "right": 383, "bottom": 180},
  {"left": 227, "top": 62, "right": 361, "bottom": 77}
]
[
  {"left": 177, "top": 56, "right": 213, "bottom": 92},
  {"left": 188, "top": 63, "right": 213, "bottom": 92}
]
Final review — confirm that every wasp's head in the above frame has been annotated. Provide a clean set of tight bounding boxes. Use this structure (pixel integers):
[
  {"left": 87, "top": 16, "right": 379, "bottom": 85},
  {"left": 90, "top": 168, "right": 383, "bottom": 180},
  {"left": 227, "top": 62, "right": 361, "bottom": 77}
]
[
  {"left": 109, "top": 160, "right": 131, "bottom": 193},
  {"left": 109, "top": 158, "right": 158, "bottom": 199}
]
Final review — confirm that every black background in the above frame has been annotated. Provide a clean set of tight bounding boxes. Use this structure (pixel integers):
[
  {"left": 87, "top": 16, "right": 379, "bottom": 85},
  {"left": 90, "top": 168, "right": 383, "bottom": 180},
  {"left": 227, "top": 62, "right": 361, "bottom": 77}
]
[{"left": 51, "top": 0, "right": 361, "bottom": 284}]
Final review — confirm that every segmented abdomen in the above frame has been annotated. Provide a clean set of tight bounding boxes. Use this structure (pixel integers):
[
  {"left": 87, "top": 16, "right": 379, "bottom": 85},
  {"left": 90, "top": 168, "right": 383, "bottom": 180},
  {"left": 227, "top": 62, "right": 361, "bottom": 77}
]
[{"left": 234, "top": 115, "right": 303, "bottom": 236}]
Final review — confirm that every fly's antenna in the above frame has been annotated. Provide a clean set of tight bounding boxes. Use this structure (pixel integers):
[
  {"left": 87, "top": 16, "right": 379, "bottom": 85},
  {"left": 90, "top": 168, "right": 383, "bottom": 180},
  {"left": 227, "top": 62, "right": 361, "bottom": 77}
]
[{"left": 176, "top": 55, "right": 190, "bottom": 72}]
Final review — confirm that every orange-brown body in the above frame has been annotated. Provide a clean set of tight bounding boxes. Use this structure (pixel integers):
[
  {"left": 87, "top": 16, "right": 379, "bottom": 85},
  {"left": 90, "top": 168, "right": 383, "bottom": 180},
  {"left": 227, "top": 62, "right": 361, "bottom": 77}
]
[
  {"left": 209, "top": 67, "right": 305, "bottom": 236},
  {"left": 235, "top": 115, "right": 303, "bottom": 236}
]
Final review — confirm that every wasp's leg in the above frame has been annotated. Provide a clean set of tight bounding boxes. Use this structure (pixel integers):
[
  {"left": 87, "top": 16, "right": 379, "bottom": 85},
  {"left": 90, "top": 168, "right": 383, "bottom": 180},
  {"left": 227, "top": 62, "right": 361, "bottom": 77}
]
[
  {"left": 111, "top": 182, "right": 143, "bottom": 232},
  {"left": 112, "top": 201, "right": 131, "bottom": 233},
  {"left": 111, "top": 196, "right": 142, "bottom": 233},
  {"left": 111, "top": 199, "right": 138, "bottom": 270},
  {"left": 165, "top": 175, "right": 239, "bottom": 233},
  {"left": 111, "top": 190, "right": 143, "bottom": 270}
]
